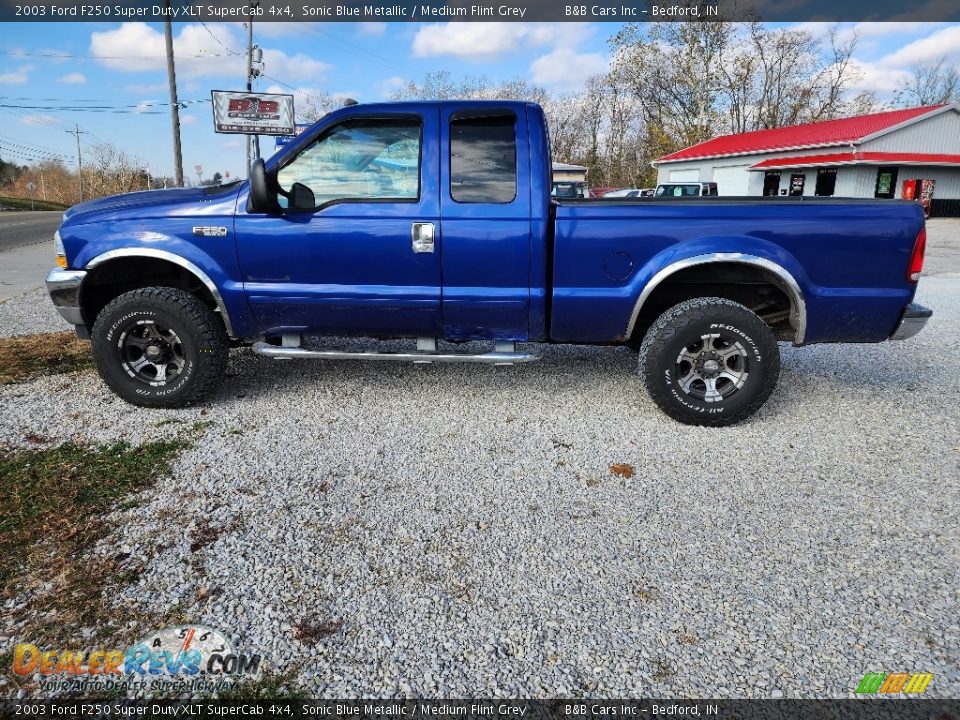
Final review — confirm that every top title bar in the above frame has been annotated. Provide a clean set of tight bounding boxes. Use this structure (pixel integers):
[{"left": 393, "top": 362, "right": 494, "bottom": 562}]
[{"left": 5, "top": 0, "right": 959, "bottom": 22}]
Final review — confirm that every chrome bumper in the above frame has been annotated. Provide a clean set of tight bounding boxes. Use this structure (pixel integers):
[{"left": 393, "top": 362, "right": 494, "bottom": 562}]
[
  {"left": 46, "top": 268, "right": 87, "bottom": 326},
  {"left": 890, "top": 302, "right": 932, "bottom": 341}
]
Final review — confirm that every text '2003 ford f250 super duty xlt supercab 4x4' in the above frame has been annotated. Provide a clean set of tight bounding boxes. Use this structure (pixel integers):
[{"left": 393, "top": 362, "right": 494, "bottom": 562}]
[{"left": 46, "top": 100, "right": 932, "bottom": 426}]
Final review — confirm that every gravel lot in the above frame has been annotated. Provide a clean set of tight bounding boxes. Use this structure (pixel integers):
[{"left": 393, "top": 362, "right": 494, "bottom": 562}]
[{"left": 1, "top": 276, "right": 958, "bottom": 699}]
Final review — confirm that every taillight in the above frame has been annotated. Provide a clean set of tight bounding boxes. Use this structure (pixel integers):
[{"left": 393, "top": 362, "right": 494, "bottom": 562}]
[{"left": 908, "top": 227, "right": 926, "bottom": 283}]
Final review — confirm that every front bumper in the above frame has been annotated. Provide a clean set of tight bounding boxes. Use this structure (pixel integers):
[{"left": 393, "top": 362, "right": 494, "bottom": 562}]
[
  {"left": 46, "top": 268, "right": 87, "bottom": 326},
  {"left": 890, "top": 302, "right": 932, "bottom": 341}
]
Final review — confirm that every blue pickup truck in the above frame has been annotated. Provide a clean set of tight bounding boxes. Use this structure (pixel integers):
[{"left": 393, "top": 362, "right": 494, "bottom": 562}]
[{"left": 46, "top": 100, "right": 931, "bottom": 426}]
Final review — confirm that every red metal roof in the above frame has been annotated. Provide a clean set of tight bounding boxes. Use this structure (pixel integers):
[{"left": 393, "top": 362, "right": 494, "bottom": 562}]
[
  {"left": 656, "top": 105, "right": 946, "bottom": 163},
  {"left": 749, "top": 151, "right": 960, "bottom": 170}
]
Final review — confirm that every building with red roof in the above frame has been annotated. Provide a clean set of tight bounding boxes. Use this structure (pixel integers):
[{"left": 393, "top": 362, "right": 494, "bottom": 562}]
[{"left": 653, "top": 103, "right": 960, "bottom": 216}]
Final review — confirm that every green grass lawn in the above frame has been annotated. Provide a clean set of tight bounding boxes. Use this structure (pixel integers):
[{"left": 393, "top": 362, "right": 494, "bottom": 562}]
[{"left": 0, "top": 195, "right": 70, "bottom": 211}]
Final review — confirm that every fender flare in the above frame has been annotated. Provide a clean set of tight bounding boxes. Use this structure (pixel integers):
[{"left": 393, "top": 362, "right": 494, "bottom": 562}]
[
  {"left": 84, "top": 248, "right": 236, "bottom": 337},
  {"left": 625, "top": 252, "right": 807, "bottom": 344}
]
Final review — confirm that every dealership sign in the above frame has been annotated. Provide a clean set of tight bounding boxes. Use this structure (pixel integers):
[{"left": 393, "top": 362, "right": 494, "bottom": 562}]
[{"left": 211, "top": 90, "right": 295, "bottom": 136}]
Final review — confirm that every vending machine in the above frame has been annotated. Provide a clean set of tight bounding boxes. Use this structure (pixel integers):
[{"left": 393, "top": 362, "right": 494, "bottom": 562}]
[{"left": 901, "top": 178, "right": 936, "bottom": 218}]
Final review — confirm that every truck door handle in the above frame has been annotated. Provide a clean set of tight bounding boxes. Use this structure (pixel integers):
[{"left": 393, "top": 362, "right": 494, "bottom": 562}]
[{"left": 412, "top": 222, "right": 435, "bottom": 254}]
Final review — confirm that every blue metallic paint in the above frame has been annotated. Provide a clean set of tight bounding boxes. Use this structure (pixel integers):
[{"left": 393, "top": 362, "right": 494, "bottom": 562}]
[{"left": 53, "top": 100, "right": 926, "bottom": 346}]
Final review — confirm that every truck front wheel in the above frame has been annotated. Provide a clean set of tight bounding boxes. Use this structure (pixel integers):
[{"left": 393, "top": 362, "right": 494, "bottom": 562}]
[
  {"left": 91, "top": 287, "right": 229, "bottom": 408},
  {"left": 638, "top": 297, "right": 780, "bottom": 426}
]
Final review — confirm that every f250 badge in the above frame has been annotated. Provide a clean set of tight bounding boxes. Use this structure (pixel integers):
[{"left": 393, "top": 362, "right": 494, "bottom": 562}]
[{"left": 193, "top": 226, "right": 228, "bottom": 237}]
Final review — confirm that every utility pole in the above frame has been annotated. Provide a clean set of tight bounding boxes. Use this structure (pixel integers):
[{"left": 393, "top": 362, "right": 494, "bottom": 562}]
[
  {"left": 65, "top": 124, "right": 87, "bottom": 203},
  {"left": 32, "top": 159, "right": 47, "bottom": 200},
  {"left": 245, "top": 9, "right": 261, "bottom": 177},
  {"left": 163, "top": 0, "right": 184, "bottom": 187}
]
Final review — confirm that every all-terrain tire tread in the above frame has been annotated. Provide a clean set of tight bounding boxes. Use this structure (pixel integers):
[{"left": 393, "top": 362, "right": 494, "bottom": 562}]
[
  {"left": 91, "top": 286, "right": 229, "bottom": 408},
  {"left": 638, "top": 297, "right": 780, "bottom": 427}
]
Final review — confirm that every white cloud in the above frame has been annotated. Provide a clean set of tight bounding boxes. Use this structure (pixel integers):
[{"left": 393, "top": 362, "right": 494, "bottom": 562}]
[
  {"left": 411, "top": 22, "right": 593, "bottom": 63},
  {"left": 879, "top": 25, "right": 960, "bottom": 67},
  {"left": 58, "top": 72, "right": 86, "bottom": 84},
  {"left": 0, "top": 65, "right": 33, "bottom": 85},
  {"left": 357, "top": 22, "right": 387, "bottom": 36},
  {"left": 261, "top": 48, "right": 331, "bottom": 83},
  {"left": 379, "top": 75, "right": 405, "bottom": 98},
  {"left": 530, "top": 48, "right": 608, "bottom": 90},
  {"left": 180, "top": 114, "right": 198, "bottom": 125},
  {"left": 19, "top": 113, "right": 57, "bottom": 126},
  {"left": 89, "top": 22, "right": 330, "bottom": 83},
  {"left": 845, "top": 58, "right": 914, "bottom": 95}
]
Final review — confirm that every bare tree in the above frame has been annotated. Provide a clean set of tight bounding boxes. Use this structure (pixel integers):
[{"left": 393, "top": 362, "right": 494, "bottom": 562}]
[{"left": 893, "top": 59, "right": 959, "bottom": 107}]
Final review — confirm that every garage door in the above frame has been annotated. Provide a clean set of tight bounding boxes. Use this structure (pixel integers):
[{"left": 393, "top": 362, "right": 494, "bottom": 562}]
[
  {"left": 669, "top": 169, "right": 700, "bottom": 182},
  {"left": 712, "top": 165, "right": 750, "bottom": 196}
]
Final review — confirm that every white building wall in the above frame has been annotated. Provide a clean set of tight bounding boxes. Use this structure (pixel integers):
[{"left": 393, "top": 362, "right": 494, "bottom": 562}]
[
  {"left": 654, "top": 109, "right": 960, "bottom": 203},
  {"left": 861, "top": 108, "right": 960, "bottom": 153}
]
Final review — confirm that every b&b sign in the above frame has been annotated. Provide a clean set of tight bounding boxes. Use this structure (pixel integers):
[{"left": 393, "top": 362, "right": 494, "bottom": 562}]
[{"left": 211, "top": 90, "right": 295, "bottom": 136}]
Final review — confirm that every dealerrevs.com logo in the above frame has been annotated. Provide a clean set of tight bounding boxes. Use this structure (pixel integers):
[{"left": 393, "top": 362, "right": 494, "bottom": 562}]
[
  {"left": 856, "top": 672, "right": 933, "bottom": 694},
  {"left": 13, "top": 625, "right": 262, "bottom": 694}
]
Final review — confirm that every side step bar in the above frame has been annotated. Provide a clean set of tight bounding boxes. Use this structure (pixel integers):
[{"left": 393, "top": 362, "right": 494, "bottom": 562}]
[{"left": 251, "top": 341, "right": 540, "bottom": 366}]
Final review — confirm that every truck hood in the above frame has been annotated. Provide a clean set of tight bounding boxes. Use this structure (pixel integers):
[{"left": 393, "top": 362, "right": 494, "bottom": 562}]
[{"left": 63, "top": 184, "right": 242, "bottom": 224}]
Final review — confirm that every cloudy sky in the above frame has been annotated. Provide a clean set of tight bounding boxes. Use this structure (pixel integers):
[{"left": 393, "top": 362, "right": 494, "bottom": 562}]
[{"left": 0, "top": 21, "right": 958, "bottom": 181}]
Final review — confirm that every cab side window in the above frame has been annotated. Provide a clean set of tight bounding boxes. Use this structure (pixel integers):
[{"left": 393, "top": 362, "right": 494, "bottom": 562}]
[
  {"left": 450, "top": 115, "right": 517, "bottom": 204},
  {"left": 276, "top": 118, "right": 421, "bottom": 210}
]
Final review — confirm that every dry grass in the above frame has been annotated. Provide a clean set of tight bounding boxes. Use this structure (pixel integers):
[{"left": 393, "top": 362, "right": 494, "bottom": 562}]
[
  {"left": 292, "top": 618, "right": 342, "bottom": 644},
  {"left": 0, "top": 424, "right": 209, "bottom": 656},
  {"left": 0, "top": 331, "right": 93, "bottom": 385},
  {"left": 609, "top": 463, "right": 635, "bottom": 478}
]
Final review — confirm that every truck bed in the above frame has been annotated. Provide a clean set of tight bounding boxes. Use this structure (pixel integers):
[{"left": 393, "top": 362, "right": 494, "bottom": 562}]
[{"left": 549, "top": 197, "right": 926, "bottom": 344}]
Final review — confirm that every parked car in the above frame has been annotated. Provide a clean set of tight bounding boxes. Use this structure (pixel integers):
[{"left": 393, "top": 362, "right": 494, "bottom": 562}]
[
  {"left": 656, "top": 182, "right": 718, "bottom": 197},
  {"left": 551, "top": 181, "right": 588, "bottom": 199},
  {"left": 604, "top": 188, "right": 655, "bottom": 198},
  {"left": 47, "top": 100, "right": 931, "bottom": 426}
]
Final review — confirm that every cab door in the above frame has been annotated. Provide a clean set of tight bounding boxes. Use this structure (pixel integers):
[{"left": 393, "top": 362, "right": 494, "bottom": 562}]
[
  {"left": 439, "top": 106, "right": 531, "bottom": 341},
  {"left": 234, "top": 110, "right": 441, "bottom": 337}
]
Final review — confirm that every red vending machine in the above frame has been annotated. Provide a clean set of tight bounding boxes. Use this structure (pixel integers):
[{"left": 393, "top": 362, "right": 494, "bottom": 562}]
[{"left": 901, "top": 178, "right": 936, "bottom": 218}]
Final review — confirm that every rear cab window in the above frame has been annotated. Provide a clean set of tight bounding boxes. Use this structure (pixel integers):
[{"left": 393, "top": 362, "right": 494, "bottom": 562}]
[{"left": 449, "top": 115, "right": 517, "bottom": 204}]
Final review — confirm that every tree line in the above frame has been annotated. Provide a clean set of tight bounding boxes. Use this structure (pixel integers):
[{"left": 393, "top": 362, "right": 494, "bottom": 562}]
[
  {"left": 2, "top": 21, "right": 956, "bottom": 205},
  {"left": 384, "top": 22, "right": 958, "bottom": 188}
]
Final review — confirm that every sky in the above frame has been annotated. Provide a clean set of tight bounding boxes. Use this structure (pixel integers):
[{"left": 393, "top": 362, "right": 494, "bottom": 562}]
[{"left": 0, "top": 20, "right": 958, "bottom": 181}]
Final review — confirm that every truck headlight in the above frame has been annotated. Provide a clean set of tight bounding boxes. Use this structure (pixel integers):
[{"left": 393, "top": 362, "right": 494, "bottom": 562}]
[{"left": 54, "top": 230, "right": 66, "bottom": 269}]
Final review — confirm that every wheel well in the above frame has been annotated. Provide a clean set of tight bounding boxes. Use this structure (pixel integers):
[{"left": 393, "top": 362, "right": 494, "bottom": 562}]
[
  {"left": 81, "top": 257, "right": 221, "bottom": 329},
  {"left": 631, "top": 262, "right": 799, "bottom": 343}
]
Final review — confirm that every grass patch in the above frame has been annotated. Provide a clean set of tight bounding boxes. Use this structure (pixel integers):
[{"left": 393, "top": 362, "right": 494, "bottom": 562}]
[
  {"left": 0, "top": 437, "right": 187, "bottom": 591},
  {"left": 0, "top": 196, "right": 70, "bottom": 211},
  {"left": 217, "top": 671, "right": 306, "bottom": 700},
  {"left": 0, "top": 331, "right": 93, "bottom": 385},
  {"left": 0, "top": 424, "right": 208, "bottom": 651}
]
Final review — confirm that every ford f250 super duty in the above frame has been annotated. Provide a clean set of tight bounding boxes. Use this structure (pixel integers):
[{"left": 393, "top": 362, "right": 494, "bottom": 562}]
[{"left": 46, "top": 100, "right": 932, "bottom": 426}]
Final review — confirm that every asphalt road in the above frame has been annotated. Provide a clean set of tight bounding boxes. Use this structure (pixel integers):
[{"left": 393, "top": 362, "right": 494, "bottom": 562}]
[{"left": 0, "top": 211, "right": 63, "bottom": 253}]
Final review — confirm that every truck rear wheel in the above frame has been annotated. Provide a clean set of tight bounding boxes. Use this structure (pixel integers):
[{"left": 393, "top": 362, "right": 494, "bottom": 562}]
[
  {"left": 638, "top": 297, "right": 780, "bottom": 426},
  {"left": 91, "top": 287, "right": 229, "bottom": 408}
]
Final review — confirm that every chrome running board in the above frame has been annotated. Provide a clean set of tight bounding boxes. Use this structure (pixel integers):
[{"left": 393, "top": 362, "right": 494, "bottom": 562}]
[{"left": 252, "top": 341, "right": 539, "bottom": 366}]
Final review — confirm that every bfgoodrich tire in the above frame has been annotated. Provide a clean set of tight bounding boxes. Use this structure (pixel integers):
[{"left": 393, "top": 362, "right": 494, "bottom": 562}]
[
  {"left": 639, "top": 297, "right": 780, "bottom": 427},
  {"left": 91, "top": 287, "right": 229, "bottom": 408}
]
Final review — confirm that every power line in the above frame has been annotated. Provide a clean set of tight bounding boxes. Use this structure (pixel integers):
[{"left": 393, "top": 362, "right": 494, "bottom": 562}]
[
  {"left": 201, "top": 22, "right": 243, "bottom": 56},
  {"left": 0, "top": 99, "right": 210, "bottom": 111},
  {"left": 1, "top": 49, "right": 236, "bottom": 59}
]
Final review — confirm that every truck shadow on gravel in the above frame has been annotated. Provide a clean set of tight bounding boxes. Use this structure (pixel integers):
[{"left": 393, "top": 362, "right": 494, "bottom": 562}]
[{"left": 213, "top": 339, "right": 939, "bottom": 410}]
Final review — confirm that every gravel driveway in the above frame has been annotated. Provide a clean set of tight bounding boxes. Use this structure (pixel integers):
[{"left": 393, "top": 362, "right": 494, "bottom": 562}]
[{"left": 1, "top": 278, "right": 957, "bottom": 699}]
